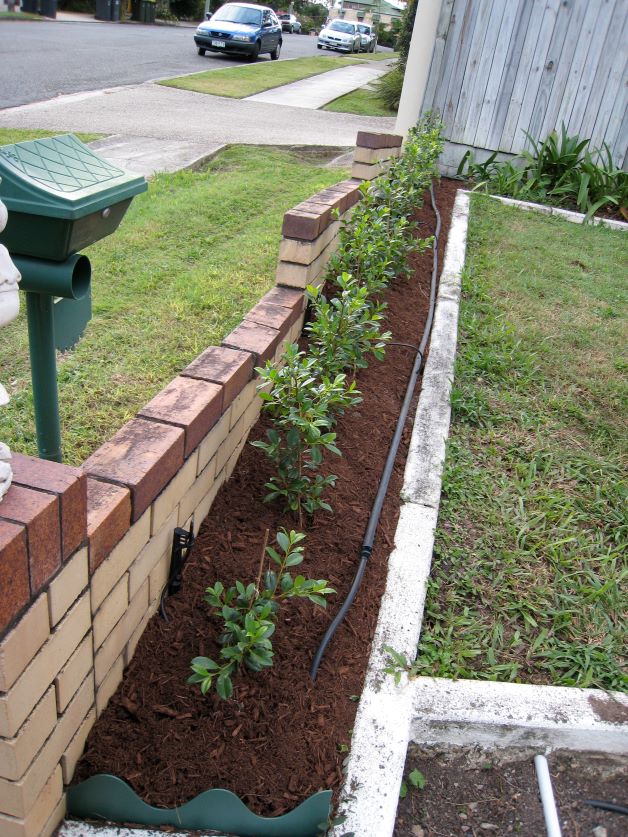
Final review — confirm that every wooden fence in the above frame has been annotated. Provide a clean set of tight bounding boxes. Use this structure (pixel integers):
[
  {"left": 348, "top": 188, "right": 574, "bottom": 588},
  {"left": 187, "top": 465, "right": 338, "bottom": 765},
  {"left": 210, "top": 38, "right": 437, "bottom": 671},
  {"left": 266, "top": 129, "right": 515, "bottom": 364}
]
[{"left": 421, "top": 0, "right": 628, "bottom": 173}]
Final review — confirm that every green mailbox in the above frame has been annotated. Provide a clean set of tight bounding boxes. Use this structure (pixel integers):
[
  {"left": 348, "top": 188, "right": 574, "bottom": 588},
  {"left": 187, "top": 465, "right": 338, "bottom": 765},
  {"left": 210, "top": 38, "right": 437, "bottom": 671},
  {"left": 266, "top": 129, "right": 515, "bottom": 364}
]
[
  {"left": 0, "top": 134, "right": 147, "bottom": 462},
  {"left": 0, "top": 134, "right": 146, "bottom": 261}
]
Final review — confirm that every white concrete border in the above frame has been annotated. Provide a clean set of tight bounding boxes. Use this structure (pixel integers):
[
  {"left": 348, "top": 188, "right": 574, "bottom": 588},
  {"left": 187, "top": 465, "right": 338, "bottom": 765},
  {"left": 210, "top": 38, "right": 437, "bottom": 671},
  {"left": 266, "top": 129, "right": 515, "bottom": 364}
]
[
  {"left": 331, "top": 188, "right": 627, "bottom": 837},
  {"left": 472, "top": 191, "right": 628, "bottom": 232}
]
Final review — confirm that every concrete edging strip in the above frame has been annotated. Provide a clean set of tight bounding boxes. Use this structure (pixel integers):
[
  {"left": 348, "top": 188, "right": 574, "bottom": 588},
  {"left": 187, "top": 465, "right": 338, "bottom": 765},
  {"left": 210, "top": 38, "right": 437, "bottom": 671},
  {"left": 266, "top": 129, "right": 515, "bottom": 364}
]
[{"left": 330, "top": 190, "right": 471, "bottom": 837}]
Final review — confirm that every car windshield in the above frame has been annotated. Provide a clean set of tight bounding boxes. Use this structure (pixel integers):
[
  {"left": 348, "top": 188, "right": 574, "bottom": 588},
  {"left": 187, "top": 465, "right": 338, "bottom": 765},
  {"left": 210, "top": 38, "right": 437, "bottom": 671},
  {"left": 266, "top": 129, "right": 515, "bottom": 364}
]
[
  {"left": 213, "top": 4, "right": 262, "bottom": 25},
  {"left": 329, "top": 20, "right": 354, "bottom": 33},
  {"left": 357, "top": 24, "right": 370, "bottom": 33}
]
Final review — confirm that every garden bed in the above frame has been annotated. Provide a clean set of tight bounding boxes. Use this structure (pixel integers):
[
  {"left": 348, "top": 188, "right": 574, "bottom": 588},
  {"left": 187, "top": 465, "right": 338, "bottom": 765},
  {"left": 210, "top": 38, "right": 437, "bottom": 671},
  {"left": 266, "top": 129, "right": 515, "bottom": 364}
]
[{"left": 71, "top": 178, "right": 459, "bottom": 818}]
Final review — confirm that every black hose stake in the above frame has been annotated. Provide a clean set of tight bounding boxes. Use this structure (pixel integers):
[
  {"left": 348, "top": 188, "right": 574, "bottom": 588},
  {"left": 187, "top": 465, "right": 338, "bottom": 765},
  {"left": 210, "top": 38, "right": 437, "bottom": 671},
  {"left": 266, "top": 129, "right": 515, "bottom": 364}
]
[
  {"left": 310, "top": 183, "right": 442, "bottom": 680},
  {"left": 160, "top": 525, "right": 195, "bottom": 621}
]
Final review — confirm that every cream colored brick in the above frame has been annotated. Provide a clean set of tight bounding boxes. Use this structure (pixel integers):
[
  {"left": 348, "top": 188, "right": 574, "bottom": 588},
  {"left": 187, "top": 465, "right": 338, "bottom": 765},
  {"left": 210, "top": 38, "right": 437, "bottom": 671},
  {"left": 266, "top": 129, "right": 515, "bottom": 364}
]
[
  {"left": 129, "top": 508, "right": 178, "bottom": 599},
  {"left": 0, "top": 676, "right": 93, "bottom": 817},
  {"left": 275, "top": 236, "right": 338, "bottom": 289},
  {"left": 0, "top": 594, "right": 50, "bottom": 693},
  {"left": 54, "top": 633, "right": 93, "bottom": 713},
  {"left": 279, "top": 220, "right": 340, "bottom": 265},
  {"left": 60, "top": 708, "right": 95, "bottom": 784},
  {"left": 224, "top": 436, "right": 248, "bottom": 481},
  {"left": 94, "top": 581, "right": 149, "bottom": 686},
  {"left": 0, "top": 689, "right": 56, "bottom": 782},
  {"left": 351, "top": 159, "right": 391, "bottom": 181},
  {"left": 148, "top": 551, "right": 170, "bottom": 607},
  {"left": 96, "top": 654, "right": 124, "bottom": 717},
  {"left": 0, "top": 766, "right": 62, "bottom": 837},
  {"left": 90, "top": 508, "right": 150, "bottom": 613},
  {"left": 47, "top": 548, "right": 88, "bottom": 628},
  {"left": 92, "top": 574, "right": 128, "bottom": 651},
  {"left": 151, "top": 453, "right": 198, "bottom": 535},
  {"left": 178, "top": 456, "right": 217, "bottom": 527},
  {"left": 125, "top": 606, "right": 153, "bottom": 669},
  {"left": 229, "top": 379, "right": 257, "bottom": 430},
  {"left": 215, "top": 416, "right": 247, "bottom": 476},
  {"left": 197, "top": 408, "right": 231, "bottom": 474},
  {"left": 0, "top": 595, "right": 90, "bottom": 739},
  {"left": 353, "top": 145, "right": 400, "bottom": 164},
  {"left": 191, "top": 469, "right": 225, "bottom": 536},
  {"left": 40, "top": 794, "right": 66, "bottom": 837}
]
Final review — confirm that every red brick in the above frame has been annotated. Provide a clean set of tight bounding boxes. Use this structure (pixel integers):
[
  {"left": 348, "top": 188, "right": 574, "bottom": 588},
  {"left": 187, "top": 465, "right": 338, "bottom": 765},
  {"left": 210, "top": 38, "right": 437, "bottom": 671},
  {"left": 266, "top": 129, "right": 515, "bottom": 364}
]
[
  {"left": 356, "top": 131, "right": 402, "bottom": 149},
  {"left": 324, "top": 180, "right": 363, "bottom": 212},
  {"left": 245, "top": 300, "right": 295, "bottom": 335},
  {"left": 83, "top": 419, "right": 184, "bottom": 523},
  {"left": 311, "top": 188, "right": 346, "bottom": 214},
  {"left": 0, "top": 486, "right": 61, "bottom": 595},
  {"left": 86, "top": 479, "right": 131, "bottom": 574},
  {"left": 138, "top": 376, "right": 223, "bottom": 459},
  {"left": 222, "top": 320, "right": 281, "bottom": 366},
  {"left": 263, "top": 286, "right": 305, "bottom": 319},
  {"left": 181, "top": 346, "right": 253, "bottom": 410},
  {"left": 10, "top": 453, "right": 87, "bottom": 562},
  {"left": 296, "top": 200, "right": 333, "bottom": 231},
  {"left": 282, "top": 210, "right": 323, "bottom": 241},
  {"left": 0, "top": 521, "right": 30, "bottom": 635}
]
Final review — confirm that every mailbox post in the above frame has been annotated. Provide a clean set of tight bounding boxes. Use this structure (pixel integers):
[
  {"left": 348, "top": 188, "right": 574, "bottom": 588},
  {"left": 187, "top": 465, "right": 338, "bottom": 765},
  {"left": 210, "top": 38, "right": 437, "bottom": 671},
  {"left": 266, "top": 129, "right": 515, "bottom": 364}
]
[{"left": 0, "top": 134, "right": 147, "bottom": 462}]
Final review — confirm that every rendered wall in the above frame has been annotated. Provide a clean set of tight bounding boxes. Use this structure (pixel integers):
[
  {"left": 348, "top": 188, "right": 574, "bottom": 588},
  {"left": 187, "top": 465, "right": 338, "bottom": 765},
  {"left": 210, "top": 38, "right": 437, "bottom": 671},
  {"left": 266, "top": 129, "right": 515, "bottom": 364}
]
[{"left": 0, "top": 131, "right": 402, "bottom": 837}]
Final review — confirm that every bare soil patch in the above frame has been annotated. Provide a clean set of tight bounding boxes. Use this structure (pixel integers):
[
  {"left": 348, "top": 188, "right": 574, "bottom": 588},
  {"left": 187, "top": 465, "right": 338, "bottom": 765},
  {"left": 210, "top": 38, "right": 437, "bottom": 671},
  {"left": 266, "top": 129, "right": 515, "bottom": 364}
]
[{"left": 395, "top": 746, "right": 628, "bottom": 837}]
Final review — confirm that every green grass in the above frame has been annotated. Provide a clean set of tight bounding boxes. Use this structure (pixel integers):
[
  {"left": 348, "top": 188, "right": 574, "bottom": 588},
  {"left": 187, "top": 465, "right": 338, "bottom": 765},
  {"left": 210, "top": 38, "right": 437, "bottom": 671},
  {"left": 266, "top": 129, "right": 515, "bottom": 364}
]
[
  {"left": 357, "top": 50, "right": 398, "bottom": 61},
  {"left": 0, "top": 146, "right": 349, "bottom": 465},
  {"left": 415, "top": 196, "right": 628, "bottom": 692},
  {"left": 159, "top": 56, "right": 360, "bottom": 98},
  {"left": 323, "top": 82, "right": 396, "bottom": 117},
  {"left": 0, "top": 129, "right": 102, "bottom": 145}
]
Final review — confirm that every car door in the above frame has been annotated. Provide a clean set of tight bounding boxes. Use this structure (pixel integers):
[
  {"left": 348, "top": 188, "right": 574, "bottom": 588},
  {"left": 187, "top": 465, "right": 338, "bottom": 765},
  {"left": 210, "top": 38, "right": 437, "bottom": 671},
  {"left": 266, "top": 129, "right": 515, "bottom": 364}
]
[{"left": 261, "top": 9, "right": 276, "bottom": 51}]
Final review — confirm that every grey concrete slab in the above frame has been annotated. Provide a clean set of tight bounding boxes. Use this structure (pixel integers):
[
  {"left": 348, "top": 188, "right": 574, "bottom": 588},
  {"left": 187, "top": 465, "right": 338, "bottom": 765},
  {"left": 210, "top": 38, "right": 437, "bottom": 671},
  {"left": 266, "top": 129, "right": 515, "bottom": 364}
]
[
  {"left": 247, "top": 62, "right": 391, "bottom": 109},
  {"left": 88, "top": 134, "right": 224, "bottom": 178}
]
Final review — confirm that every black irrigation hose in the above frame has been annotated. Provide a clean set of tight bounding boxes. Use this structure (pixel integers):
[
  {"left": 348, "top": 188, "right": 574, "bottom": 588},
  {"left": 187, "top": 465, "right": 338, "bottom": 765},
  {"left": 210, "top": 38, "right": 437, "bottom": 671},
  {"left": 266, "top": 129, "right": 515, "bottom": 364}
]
[
  {"left": 310, "top": 183, "right": 442, "bottom": 681},
  {"left": 584, "top": 800, "right": 628, "bottom": 816}
]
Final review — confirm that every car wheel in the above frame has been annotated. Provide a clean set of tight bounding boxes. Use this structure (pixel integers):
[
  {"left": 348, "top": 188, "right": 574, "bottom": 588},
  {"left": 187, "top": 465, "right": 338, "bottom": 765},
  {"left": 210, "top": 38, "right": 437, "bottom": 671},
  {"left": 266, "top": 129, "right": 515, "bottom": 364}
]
[
  {"left": 197, "top": 47, "right": 206, "bottom": 56},
  {"left": 317, "top": 44, "right": 322, "bottom": 49},
  {"left": 370, "top": 42, "right": 375, "bottom": 52},
  {"left": 289, "top": 25, "right": 293, "bottom": 33},
  {"left": 247, "top": 42, "right": 261, "bottom": 62},
  {"left": 271, "top": 41, "right": 281, "bottom": 60}
]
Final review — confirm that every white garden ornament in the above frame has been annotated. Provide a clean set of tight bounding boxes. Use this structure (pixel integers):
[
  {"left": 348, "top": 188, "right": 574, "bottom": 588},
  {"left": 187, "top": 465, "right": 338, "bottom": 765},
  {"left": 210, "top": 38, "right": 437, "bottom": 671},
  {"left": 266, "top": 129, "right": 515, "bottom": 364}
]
[{"left": 0, "top": 198, "right": 21, "bottom": 501}]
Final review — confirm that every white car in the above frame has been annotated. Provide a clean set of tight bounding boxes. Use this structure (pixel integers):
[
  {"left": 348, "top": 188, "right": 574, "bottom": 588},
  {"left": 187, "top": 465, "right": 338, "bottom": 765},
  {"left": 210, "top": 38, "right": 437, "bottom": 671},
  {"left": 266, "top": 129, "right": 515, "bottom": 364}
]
[
  {"left": 317, "top": 19, "right": 361, "bottom": 53},
  {"left": 357, "top": 23, "right": 377, "bottom": 53}
]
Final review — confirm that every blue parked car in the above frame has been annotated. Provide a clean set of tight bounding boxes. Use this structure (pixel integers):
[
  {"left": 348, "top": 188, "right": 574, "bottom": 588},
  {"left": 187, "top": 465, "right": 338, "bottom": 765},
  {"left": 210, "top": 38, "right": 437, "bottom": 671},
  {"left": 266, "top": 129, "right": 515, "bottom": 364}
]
[{"left": 194, "top": 2, "right": 282, "bottom": 62}]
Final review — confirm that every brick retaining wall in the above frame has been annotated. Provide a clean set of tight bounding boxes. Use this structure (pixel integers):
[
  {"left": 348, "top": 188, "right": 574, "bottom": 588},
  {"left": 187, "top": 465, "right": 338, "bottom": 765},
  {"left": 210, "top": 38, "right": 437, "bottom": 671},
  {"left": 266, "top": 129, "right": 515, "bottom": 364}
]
[{"left": 0, "top": 131, "right": 402, "bottom": 836}]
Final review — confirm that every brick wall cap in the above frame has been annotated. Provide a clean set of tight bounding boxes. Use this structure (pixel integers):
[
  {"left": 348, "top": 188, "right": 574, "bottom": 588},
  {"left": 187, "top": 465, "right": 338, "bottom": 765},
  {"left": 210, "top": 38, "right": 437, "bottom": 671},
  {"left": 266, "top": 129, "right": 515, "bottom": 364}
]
[
  {"left": 356, "top": 130, "right": 403, "bottom": 149},
  {"left": 222, "top": 320, "right": 281, "bottom": 366}
]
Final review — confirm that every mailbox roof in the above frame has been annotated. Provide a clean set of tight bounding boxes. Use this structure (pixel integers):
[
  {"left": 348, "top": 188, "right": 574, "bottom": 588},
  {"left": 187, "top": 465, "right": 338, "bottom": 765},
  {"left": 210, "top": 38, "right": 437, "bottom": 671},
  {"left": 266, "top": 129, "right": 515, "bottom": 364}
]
[{"left": 0, "top": 134, "right": 147, "bottom": 219}]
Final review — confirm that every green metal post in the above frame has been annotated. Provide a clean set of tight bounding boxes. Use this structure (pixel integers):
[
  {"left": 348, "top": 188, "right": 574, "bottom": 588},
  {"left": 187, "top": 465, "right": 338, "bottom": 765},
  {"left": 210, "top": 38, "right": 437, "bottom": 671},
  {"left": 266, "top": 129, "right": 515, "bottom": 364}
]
[{"left": 25, "top": 291, "right": 62, "bottom": 462}]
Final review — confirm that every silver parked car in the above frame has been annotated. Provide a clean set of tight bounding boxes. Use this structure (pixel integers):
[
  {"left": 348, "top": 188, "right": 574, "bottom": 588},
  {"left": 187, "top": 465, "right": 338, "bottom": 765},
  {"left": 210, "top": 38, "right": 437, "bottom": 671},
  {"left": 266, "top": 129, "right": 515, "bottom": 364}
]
[
  {"left": 317, "top": 19, "right": 361, "bottom": 54},
  {"left": 357, "top": 23, "right": 377, "bottom": 53}
]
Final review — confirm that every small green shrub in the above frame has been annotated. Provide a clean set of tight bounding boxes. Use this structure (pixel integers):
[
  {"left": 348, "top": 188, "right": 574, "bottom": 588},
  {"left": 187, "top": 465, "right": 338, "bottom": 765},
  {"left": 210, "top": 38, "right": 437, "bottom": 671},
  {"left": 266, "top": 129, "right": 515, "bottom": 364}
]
[
  {"left": 374, "top": 66, "right": 404, "bottom": 112},
  {"left": 252, "top": 344, "right": 361, "bottom": 520},
  {"left": 189, "top": 529, "right": 334, "bottom": 699}
]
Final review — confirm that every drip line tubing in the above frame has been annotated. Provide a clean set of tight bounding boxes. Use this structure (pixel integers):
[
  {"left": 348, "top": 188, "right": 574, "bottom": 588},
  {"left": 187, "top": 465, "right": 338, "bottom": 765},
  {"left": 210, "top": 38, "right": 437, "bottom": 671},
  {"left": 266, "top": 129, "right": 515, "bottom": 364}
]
[{"left": 310, "top": 183, "right": 442, "bottom": 681}]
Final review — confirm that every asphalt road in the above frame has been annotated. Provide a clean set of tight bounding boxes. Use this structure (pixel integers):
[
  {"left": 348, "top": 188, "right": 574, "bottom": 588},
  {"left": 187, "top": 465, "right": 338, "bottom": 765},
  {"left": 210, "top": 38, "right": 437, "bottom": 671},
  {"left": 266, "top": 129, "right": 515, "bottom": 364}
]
[{"left": 0, "top": 19, "right": 322, "bottom": 109}]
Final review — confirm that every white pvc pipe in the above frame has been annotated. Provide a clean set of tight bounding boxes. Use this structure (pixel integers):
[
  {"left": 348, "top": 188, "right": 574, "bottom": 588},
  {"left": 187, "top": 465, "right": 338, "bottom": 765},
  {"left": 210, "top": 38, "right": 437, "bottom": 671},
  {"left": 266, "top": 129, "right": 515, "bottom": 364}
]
[{"left": 534, "top": 754, "right": 562, "bottom": 837}]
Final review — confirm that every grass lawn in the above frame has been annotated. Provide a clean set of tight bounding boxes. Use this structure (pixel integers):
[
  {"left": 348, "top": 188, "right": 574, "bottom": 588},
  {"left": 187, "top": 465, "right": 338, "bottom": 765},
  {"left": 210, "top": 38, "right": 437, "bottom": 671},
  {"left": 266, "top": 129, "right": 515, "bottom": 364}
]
[
  {"left": 416, "top": 196, "right": 627, "bottom": 691},
  {"left": 0, "top": 129, "right": 102, "bottom": 145},
  {"left": 0, "top": 146, "right": 348, "bottom": 465},
  {"left": 357, "top": 50, "right": 398, "bottom": 61},
  {"left": 160, "top": 55, "right": 361, "bottom": 98},
  {"left": 323, "top": 82, "right": 396, "bottom": 117}
]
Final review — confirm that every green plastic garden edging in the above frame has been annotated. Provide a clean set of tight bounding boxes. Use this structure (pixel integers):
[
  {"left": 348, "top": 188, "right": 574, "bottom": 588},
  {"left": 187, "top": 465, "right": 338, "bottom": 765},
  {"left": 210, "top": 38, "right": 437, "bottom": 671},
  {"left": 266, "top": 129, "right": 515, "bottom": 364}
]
[{"left": 67, "top": 774, "right": 333, "bottom": 836}]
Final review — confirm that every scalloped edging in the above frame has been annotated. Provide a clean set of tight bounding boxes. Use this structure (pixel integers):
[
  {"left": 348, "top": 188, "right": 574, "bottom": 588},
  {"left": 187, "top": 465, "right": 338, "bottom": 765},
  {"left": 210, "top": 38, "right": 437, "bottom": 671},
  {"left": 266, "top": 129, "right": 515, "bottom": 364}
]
[{"left": 66, "top": 774, "right": 332, "bottom": 837}]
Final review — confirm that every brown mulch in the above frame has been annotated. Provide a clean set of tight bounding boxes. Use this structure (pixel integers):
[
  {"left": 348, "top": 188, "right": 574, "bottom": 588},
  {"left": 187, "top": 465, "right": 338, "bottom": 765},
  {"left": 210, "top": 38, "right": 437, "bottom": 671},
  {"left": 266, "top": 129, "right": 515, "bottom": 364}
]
[
  {"left": 395, "top": 745, "right": 628, "bottom": 836},
  {"left": 73, "top": 178, "right": 460, "bottom": 816}
]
